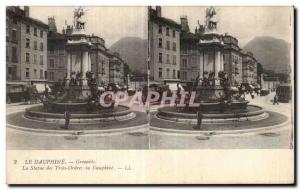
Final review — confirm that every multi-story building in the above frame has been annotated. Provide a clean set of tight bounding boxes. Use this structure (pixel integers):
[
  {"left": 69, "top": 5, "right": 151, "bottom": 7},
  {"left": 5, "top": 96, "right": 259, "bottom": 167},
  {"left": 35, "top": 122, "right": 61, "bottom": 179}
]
[
  {"left": 222, "top": 34, "right": 243, "bottom": 86},
  {"left": 149, "top": 6, "right": 181, "bottom": 82},
  {"left": 6, "top": 6, "right": 22, "bottom": 81},
  {"left": 89, "top": 35, "right": 110, "bottom": 85},
  {"left": 109, "top": 52, "right": 125, "bottom": 85},
  {"left": 7, "top": 6, "right": 48, "bottom": 83},
  {"left": 149, "top": 6, "right": 261, "bottom": 88},
  {"left": 47, "top": 17, "right": 67, "bottom": 83},
  {"left": 242, "top": 51, "right": 258, "bottom": 86},
  {"left": 180, "top": 27, "right": 202, "bottom": 82},
  {"left": 21, "top": 7, "right": 48, "bottom": 82}
]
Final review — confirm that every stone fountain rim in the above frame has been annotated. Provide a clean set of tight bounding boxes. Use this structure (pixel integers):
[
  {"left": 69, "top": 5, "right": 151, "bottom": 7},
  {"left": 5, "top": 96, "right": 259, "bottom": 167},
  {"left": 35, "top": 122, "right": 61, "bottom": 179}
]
[
  {"left": 157, "top": 104, "right": 264, "bottom": 119},
  {"left": 24, "top": 105, "right": 132, "bottom": 118}
]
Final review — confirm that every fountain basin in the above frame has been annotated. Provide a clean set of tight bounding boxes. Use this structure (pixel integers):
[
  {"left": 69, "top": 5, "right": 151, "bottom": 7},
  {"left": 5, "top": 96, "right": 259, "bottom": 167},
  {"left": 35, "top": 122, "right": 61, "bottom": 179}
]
[
  {"left": 156, "top": 105, "right": 267, "bottom": 124},
  {"left": 24, "top": 105, "right": 135, "bottom": 124}
]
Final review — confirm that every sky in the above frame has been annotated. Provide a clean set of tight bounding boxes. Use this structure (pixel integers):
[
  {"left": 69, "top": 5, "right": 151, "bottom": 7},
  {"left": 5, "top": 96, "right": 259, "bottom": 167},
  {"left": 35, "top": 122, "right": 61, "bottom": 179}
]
[
  {"left": 29, "top": 6, "right": 293, "bottom": 48},
  {"left": 160, "top": 6, "right": 293, "bottom": 47},
  {"left": 29, "top": 6, "right": 148, "bottom": 47}
]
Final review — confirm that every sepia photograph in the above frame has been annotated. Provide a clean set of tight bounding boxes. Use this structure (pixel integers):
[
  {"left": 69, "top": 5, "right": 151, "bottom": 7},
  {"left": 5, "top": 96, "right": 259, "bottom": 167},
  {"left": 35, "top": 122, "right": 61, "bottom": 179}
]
[
  {"left": 6, "top": 6, "right": 149, "bottom": 150},
  {"left": 148, "top": 6, "right": 294, "bottom": 149},
  {"left": 5, "top": 4, "right": 295, "bottom": 184}
]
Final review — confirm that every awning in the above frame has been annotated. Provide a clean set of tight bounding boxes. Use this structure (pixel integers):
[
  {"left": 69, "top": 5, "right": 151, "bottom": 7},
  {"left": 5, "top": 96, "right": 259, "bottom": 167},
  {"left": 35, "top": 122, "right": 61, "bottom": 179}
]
[
  {"left": 168, "top": 83, "right": 184, "bottom": 91},
  {"left": 6, "top": 81, "right": 28, "bottom": 85},
  {"left": 230, "top": 87, "right": 239, "bottom": 91},
  {"left": 34, "top": 84, "right": 51, "bottom": 93},
  {"left": 249, "top": 85, "right": 255, "bottom": 89},
  {"left": 98, "top": 86, "right": 105, "bottom": 91}
]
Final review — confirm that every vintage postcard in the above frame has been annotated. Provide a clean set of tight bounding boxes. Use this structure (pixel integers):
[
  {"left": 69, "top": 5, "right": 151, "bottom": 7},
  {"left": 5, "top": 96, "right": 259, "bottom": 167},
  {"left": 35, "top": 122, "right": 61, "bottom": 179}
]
[{"left": 6, "top": 6, "right": 294, "bottom": 184}]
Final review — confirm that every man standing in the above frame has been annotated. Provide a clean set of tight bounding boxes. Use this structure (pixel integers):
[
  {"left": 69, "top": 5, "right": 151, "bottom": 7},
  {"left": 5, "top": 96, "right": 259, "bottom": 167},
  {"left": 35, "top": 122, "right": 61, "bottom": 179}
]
[
  {"left": 273, "top": 94, "right": 279, "bottom": 105},
  {"left": 195, "top": 109, "right": 203, "bottom": 130},
  {"left": 64, "top": 111, "right": 71, "bottom": 129}
]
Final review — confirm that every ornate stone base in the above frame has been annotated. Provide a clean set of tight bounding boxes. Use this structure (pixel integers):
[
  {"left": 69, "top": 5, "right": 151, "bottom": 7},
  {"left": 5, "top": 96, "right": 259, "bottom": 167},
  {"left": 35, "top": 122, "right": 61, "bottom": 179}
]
[
  {"left": 57, "top": 85, "right": 92, "bottom": 102},
  {"left": 195, "top": 85, "right": 225, "bottom": 101}
]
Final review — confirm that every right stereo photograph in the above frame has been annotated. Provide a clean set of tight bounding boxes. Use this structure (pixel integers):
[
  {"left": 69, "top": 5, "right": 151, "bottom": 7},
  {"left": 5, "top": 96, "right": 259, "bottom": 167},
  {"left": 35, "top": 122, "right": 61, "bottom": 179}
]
[{"left": 147, "top": 6, "right": 294, "bottom": 150}]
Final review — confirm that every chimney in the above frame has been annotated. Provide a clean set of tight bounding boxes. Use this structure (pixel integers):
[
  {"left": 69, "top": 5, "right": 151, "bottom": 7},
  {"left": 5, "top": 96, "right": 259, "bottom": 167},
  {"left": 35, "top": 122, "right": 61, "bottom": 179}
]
[
  {"left": 24, "top": 6, "right": 29, "bottom": 17},
  {"left": 48, "top": 17, "right": 57, "bottom": 33},
  {"left": 156, "top": 6, "right": 161, "bottom": 17},
  {"left": 180, "top": 16, "right": 190, "bottom": 32}
]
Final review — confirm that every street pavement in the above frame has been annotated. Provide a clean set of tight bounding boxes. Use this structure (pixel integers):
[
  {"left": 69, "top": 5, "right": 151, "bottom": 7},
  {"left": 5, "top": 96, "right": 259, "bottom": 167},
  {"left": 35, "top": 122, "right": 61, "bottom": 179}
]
[
  {"left": 149, "top": 92, "right": 294, "bottom": 149},
  {"left": 6, "top": 103, "right": 149, "bottom": 150},
  {"left": 6, "top": 92, "right": 293, "bottom": 149}
]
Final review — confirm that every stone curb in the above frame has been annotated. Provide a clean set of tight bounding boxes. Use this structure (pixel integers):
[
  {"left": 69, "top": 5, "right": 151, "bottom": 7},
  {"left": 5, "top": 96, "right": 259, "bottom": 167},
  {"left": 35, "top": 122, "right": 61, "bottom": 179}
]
[
  {"left": 156, "top": 112, "right": 269, "bottom": 124},
  {"left": 7, "top": 123, "right": 149, "bottom": 135},
  {"left": 24, "top": 112, "right": 136, "bottom": 124},
  {"left": 149, "top": 120, "right": 289, "bottom": 135}
]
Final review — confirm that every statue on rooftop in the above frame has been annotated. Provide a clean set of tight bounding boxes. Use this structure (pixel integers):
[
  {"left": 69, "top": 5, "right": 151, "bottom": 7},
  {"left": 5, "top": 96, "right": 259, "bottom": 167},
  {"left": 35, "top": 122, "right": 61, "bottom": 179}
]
[
  {"left": 73, "top": 6, "right": 86, "bottom": 30},
  {"left": 205, "top": 6, "right": 218, "bottom": 31}
]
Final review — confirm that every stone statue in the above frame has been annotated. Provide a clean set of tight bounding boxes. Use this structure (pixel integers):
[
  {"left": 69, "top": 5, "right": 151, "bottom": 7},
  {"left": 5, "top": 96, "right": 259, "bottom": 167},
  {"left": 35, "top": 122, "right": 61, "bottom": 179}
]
[
  {"left": 205, "top": 6, "right": 217, "bottom": 31},
  {"left": 73, "top": 6, "right": 86, "bottom": 30}
]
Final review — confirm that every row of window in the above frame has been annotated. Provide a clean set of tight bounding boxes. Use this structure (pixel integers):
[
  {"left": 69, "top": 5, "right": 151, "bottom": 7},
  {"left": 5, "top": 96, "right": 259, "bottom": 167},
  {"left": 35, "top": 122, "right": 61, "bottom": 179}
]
[
  {"left": 158, "top": 68, "right": 180, "bottom": 79},
  {"left": 158, "top": 53, "right": 177, "bottom": 65},
  {"left": 158, "top": 25, "right": 176, "bottom": 38},
  {"left": 9, "top": 29, "right": 18, "bottom": 43},
  {"left": 158, "top": 38, "right": 177, "bottom": 51},
  {"left": 182, "top": 71, "right": 188, "bottom": 81},
  {"left": 25, "top": 53, "right": 44, "bottom": 65},
  {"left": 25, "top": 68, "right": 45, "bottom": 79},
  {"left": 182, "top": 59, "right": 188, "bottom": 68},
  {"left": 49, "top": 49, "right": 65, "bottom": 55},
  {"left": 7, "top": 66, "right": 17, "bottom": 80},
  {"left": 26, "top": 25, "right": 44, "bottom": 38},
  {"left": 9, "top": 17, "right": 18, "bottom": 25},
  {"left": 99, "top": 60, "right": 107, "bottom": 75},
  {"left": 231, "top": 54, "right": 242, "bottom": 64},
  {"left": 26, "top": 39, "right": 44, "bottom": 51},
  {"left": 7, "top": 46, "right": 18, "bottom": 62}
]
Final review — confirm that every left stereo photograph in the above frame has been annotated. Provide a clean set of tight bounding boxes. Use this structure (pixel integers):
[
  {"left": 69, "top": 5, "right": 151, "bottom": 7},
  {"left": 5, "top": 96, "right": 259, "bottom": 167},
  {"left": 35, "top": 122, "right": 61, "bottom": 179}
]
[{"left": 6, "top": 6, "right": 150, "bottom": 150}]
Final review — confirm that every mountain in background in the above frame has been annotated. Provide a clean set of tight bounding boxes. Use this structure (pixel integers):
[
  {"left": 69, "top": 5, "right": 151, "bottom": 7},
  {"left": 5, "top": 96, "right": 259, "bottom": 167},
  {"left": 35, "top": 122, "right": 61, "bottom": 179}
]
[
  {"left": 243, "top": 36, "right": 291, "bottom": 74},
  {"left": 110, "top": 37, "right": 147, "bottom": 75}
]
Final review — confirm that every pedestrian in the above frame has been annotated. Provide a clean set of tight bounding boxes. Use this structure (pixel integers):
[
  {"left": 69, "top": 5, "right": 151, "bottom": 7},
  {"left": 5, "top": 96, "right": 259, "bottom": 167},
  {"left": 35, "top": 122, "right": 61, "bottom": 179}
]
[
  {"left": 64, "top": 111, "right": 71, "bottom": 129},
  {"left": 195, "top": 109, "right": 203, "bottom": 130},
  {"left": 273, "top": 94, "right": 279, "bottom": 105}
]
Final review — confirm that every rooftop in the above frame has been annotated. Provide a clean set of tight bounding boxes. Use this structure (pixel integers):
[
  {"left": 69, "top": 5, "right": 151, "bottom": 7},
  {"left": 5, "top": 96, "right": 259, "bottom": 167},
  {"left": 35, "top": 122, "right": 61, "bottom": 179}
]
[
  {"left": 7, "top": 6, "right": 48, "bottom": 29},
  {"left": 149, "top": 7, "right": 181, "bottom": 29}
]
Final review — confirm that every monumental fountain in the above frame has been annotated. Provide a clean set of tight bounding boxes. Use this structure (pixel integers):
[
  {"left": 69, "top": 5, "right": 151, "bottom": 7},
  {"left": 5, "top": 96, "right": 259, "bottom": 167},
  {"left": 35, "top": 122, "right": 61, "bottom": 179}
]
[
  {"left": 22, "top": 7, "right": 138, "bottom": 126},
  {"left": 153, "top": 7, "right": 287, "bottom": 131}
]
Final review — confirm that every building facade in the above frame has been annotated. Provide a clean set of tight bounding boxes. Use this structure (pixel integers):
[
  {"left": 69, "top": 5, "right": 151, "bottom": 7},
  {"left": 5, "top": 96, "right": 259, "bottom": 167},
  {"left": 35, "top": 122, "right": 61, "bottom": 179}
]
[
  {"left": 242, "top": 51, "right": 258, "bottom": 86},
  {"left": 6, "top": 6, "right": 48, "bottom": 83},
  {"left": 6, "top": 6, "right": 22, "bottom": 81},
  {"left": 89, "top": 35, "right": 110, "bottom": 85},
  {"left": 47, "top": 17, "right": 67, "bottom": 83},
  {"left": 222, "top": 34, "right": 243, "bottom": 86},
  {"left": 180, "top": 31, "right": 202, "bottom": 82},
  {"left": 148, "top": 6, "right": 261, "bottom": 88},
  {"left": 149, "top": 6, "right": 181, "bottom": 82},
  {"left": 109, "top": 52, "right": 125, "bottom": 85}
]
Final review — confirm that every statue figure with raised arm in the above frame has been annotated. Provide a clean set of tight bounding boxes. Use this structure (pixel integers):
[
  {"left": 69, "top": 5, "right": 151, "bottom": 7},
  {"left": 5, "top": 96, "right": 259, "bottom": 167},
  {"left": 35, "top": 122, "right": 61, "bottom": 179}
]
[
  {"left": 73, "top": 6, "right": 86, "bottom": 30},
  {"left": 205, "top": 6, "right": 218, "bottom": 31}
]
